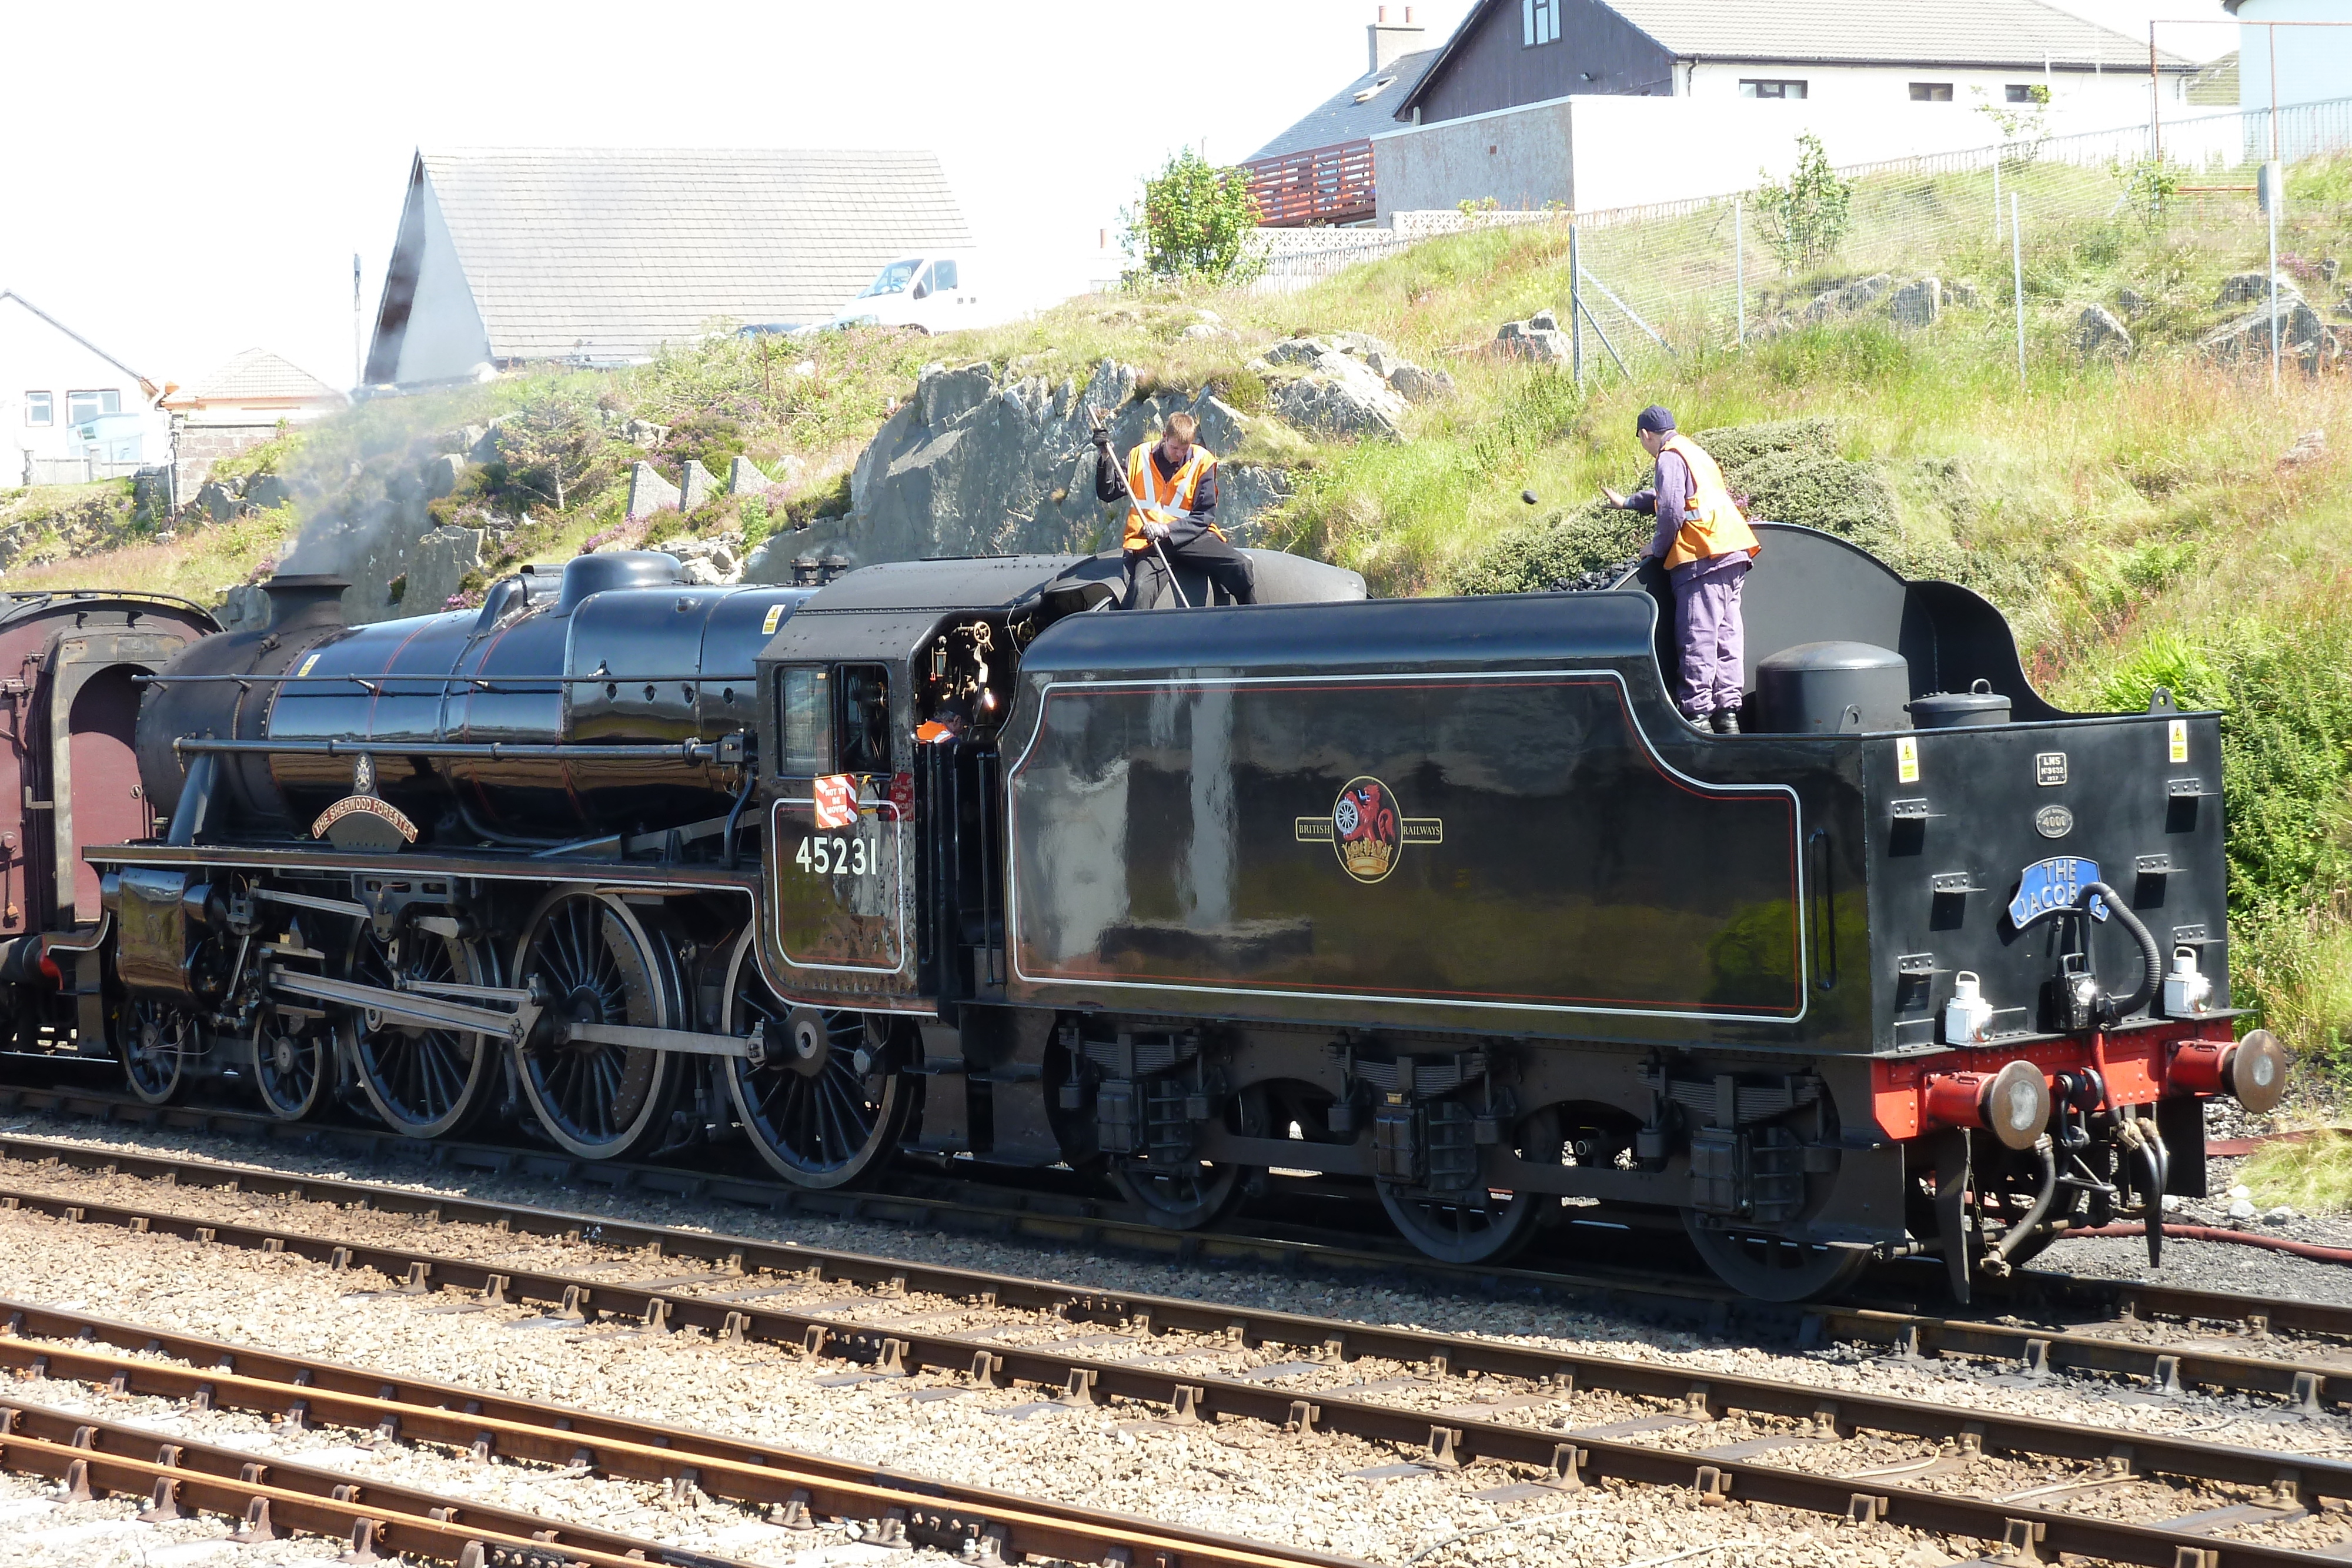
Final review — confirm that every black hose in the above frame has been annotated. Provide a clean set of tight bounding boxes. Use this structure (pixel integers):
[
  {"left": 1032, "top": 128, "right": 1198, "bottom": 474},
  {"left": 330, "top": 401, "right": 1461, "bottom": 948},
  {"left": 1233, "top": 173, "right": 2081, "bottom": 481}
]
[
  {"left": 1992, "top": 1135, "right": 2060, "bottom": 1265},
  {"left": 2081, "top": 880, "right": 2163, "bottom": 1019}
]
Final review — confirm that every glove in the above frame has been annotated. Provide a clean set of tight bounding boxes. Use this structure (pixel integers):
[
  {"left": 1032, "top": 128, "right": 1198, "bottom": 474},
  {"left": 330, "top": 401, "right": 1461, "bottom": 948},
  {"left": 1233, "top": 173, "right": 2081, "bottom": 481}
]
[
  {"left": 1090, "top": 428, "right": 1111, "bottom": 450},
  {"left": 1144, "top": 518, "right": 1172, "bottom": 541}
]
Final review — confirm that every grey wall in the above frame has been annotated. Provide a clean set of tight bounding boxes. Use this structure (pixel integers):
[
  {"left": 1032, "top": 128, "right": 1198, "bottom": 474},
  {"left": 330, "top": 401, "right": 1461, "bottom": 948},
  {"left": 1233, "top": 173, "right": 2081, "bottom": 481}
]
[
  {"left": 1406, "top": 0, "right": 1673, "bottom": 123},
  {"left": 1374, "top": 98, "right": 1575, "bottom": 219}
]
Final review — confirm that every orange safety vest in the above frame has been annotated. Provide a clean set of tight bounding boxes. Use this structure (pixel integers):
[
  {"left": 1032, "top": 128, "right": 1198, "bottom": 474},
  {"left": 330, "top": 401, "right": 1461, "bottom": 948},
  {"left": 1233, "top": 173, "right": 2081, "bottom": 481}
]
[
  {"left": 1656, "top": 432, "right": 1759, "bottom": 571},
  {"left": 1123, "top": 440, "right": 1221, "bottom": 551}
]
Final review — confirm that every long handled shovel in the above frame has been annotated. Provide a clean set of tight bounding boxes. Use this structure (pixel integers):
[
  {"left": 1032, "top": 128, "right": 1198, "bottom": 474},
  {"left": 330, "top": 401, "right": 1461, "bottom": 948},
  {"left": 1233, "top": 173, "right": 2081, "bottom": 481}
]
[{"left": 1089, "top": 410, "right": 1191, "bottom": 609}]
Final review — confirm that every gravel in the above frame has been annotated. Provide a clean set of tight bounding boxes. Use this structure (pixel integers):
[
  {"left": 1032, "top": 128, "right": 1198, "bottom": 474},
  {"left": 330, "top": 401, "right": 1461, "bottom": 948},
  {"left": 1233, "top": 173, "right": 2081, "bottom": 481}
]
[{"left": 0, "top": 1114, "right": 2349, "bottom": 1564}]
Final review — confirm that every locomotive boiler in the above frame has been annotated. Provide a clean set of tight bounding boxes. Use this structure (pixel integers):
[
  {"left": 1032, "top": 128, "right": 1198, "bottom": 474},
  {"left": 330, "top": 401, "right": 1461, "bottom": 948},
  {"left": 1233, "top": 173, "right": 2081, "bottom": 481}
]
[{"left": 62, "top": 529, "right": 2274, "bottom": 1302}]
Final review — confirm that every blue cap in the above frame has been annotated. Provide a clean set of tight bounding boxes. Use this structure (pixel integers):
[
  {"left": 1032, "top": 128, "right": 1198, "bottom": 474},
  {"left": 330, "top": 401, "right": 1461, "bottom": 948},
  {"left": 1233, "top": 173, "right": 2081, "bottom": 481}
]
[{"left": 1636, "top": 404, "right": 1675, "bottom": 434}]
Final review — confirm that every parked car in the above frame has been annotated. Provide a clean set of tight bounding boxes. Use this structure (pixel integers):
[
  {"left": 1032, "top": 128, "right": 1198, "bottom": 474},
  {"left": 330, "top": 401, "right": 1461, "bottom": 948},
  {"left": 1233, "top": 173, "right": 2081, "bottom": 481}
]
[{"left": 823, "top": 255, "right": 981, "bottom": 333}]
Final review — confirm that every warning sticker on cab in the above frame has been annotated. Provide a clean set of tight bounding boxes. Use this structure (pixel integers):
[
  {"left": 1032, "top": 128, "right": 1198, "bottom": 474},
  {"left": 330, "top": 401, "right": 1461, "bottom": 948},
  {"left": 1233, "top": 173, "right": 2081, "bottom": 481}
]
[
  {"left": 1896, "top": 735, "right": 1920, "bottom": 784},
  {"left": 297, "top": 653, "right": 320, "bottom": 677},
  {"left": 2169, "top": 718, "right": 2188, "bottom": 764}
]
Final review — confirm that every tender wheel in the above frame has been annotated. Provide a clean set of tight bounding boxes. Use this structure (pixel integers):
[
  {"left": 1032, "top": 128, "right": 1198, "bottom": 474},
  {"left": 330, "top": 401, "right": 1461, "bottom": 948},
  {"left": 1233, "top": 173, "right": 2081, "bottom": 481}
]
[
  {"left": 249, "top": 1015, "right": 328, "bottom": 1121},
  {"left": 1109, "top": 1083, "right": 1271, "bottom": 1231},
  {"left": 1378, "top": 1105, "right": 1562, "bottom": 1266},
  {"left": 342, "top": 926, "right": 499, "bottom": 1139},
  {"left": 721, "top": 931, "right": 913, "bottom": 1188},
  {"left": 1683, "top": 1212, "right": 1869, "bottom": 1302},
  {"left": 512, "top": 891, "right": 680, "bottom": 1161},
  {"left": 119, "top": 997, "right": 194, "bottom": 1106}
]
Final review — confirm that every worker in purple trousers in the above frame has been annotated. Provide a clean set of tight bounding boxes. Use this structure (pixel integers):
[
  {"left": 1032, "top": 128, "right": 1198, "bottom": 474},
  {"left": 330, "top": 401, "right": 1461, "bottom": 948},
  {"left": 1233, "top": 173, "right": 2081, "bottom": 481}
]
[{"left": 1603, "top": 406, "right": 1762, "bottom": 734}]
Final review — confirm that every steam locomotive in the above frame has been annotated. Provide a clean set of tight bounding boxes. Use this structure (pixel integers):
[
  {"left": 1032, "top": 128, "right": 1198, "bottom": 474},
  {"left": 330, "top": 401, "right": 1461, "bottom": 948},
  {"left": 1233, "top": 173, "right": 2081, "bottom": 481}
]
[{"left": 0, "top": 526, "right": 2278, "bottom": 1301}]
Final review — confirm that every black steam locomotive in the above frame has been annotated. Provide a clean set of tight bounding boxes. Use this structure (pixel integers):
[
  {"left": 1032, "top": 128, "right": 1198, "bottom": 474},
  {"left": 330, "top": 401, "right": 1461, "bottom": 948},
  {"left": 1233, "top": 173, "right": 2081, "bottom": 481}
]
[{"left": 31, "top": 525, "right": 2273, "bottom": 1301}]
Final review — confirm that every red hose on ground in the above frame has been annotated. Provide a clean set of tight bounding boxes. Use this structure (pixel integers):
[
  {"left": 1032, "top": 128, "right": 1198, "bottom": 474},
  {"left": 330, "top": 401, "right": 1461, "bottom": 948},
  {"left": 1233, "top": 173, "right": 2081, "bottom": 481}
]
[{"left": 2063, "top": 1222, "right": 2352, "bottom": 1265}]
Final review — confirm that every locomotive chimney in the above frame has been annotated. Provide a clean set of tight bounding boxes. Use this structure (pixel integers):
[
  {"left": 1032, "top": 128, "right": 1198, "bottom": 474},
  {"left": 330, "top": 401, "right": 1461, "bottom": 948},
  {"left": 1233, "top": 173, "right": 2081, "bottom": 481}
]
[{"left": 258, "top": 574, "right": 351, "bottom": 635}]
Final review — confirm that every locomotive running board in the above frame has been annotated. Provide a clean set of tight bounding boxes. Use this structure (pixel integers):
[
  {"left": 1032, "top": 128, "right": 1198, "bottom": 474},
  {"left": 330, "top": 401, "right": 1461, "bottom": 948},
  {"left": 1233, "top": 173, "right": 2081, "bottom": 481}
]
[{"left": 263, "top": 965, "right": 529, "bottom": 1043}]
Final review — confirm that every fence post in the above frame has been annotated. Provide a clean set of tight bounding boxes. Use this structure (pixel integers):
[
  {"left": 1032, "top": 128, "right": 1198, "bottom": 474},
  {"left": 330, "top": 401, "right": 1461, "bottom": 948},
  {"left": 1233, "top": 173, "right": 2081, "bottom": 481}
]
[
  {"left": 2264, "top": 158, "right": 2283, "bottom": 394},
  {"left": 2010, "top": 192, "right": 2026, "bottom": 388},
  {"left": 1992, "top": 157, "right": 2002, "bottom": 244},
  {"left": 1569, "top": 223, "right": 1584, "bottom": 383},
  {"left": 1734, "top": 198, "right": 1745, "bottom": 347}
]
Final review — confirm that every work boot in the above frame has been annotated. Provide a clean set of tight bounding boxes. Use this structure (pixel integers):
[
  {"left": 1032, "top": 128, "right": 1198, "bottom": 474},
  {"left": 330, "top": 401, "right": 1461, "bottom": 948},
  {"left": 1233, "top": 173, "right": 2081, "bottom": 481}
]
[{"left": 1711, "top": 708, "right": 1741, "bottom": 735}]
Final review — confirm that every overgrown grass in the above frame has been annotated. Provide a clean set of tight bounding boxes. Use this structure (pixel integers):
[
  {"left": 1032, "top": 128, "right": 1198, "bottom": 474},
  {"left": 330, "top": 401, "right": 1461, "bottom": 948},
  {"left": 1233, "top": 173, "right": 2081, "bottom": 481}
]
[{"left": 2243, "top": 1132, "right": 2352, "bottom": 1212}]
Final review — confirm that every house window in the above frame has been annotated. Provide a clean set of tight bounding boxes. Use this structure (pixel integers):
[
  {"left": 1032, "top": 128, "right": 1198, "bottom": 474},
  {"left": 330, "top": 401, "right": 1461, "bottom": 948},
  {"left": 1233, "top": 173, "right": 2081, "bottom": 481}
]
[
  {"left": 2006, "top": 84, "right": 2040, "bottom": 102},
  {"left": 65, "top": 389, "right": 120, "bottom": 427},
  {"left": 1522, "top": 0, "right": 1559, "bottom": 47},
  {"left": 22, "top": 393, "right": 51, "bottom": 427},
  {"left": 1740, "top": 79, "right": 1807, "bottom": 99},
  {"left": 1910, "top": 82, "right": 1953, "bottom": 101}
]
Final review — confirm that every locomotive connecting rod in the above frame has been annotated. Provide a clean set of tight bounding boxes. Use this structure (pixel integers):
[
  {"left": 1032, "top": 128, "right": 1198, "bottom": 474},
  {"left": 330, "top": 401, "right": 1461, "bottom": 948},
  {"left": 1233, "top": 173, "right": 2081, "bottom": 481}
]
[{"left": 263, "top": 965, "right": 532, "bottom": 1043}]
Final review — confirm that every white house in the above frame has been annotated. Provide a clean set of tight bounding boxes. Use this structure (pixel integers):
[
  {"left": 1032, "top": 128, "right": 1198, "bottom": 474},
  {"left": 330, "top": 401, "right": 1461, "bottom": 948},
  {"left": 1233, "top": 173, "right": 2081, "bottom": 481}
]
[
  {"left": 1, "top": 292, "right": 168, "bottom": 488},
  {"left": 364, "top": 148, "right": 974, "bottom": 388},
  {"left": 2229, "top": 0, "right": 2352, "bottom": 116}
]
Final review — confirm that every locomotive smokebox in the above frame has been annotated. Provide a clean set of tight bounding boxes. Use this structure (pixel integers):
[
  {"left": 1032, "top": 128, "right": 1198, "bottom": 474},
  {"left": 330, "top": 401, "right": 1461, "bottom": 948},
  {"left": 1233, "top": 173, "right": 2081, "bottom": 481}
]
[{"left": 135, "top": 574, "right": 355, "bottom": 830}]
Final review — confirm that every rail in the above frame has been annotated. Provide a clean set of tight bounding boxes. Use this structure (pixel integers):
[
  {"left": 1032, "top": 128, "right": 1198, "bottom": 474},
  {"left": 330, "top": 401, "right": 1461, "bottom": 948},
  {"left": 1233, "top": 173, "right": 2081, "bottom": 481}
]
[
  {"left": 0, "top": 1298, "right": 1340, "bottom": 1568},
  {"left": 0, "top": 1135, "right": 2340, "bottom": 1566},
  {"left": 172, "top": 736, "right": 736, "bottom": 763}
]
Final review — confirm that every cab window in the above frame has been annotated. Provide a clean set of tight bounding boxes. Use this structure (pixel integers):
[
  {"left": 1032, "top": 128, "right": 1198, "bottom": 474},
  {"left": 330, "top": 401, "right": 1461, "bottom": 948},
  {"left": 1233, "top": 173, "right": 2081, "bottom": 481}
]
[
  {"left": 932, "top": 259, "right": 958, "bottom": 292},
  {"left": 838, "top": 664, "right": 891, "bottom": 773},
  {"left": 779, "top": 667, "right": 833, "bottom": 774}
]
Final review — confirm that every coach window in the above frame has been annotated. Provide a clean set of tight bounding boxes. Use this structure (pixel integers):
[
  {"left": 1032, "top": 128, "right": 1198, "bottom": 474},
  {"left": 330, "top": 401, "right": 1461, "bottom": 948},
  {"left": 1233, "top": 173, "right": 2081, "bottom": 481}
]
[
  {"left": 779, "top": 667, "right": 833, "bottom": 774},
  {"left": 838, "top": 664, "right": 891, "bottom": 773}
]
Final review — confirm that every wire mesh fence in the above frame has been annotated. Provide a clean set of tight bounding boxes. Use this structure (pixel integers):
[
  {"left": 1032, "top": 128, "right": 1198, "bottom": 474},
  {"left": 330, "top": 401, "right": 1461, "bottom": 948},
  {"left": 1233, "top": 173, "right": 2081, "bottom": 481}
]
[{"left": 1546, "top": 96, "right": 2352, "bottom": 378}]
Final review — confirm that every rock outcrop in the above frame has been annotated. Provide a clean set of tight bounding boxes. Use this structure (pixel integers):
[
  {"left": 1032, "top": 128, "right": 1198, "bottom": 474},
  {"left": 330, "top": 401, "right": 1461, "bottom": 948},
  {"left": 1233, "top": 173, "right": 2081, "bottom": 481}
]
[
  {"left": 1887, "top": 277, "right": 1942, "bottom": 329},
  {"left": 1265, "top": 339, "right": 1406, "bottom": 441},
  {"left": 745, "top": 359, "right": 1295, "bottom": 580},
  {"left": 2201, "top": 295, "right": 2331, "bottom": 374},
  {"left": 403, "top": 524, "right": 486, "bottom": 613},
  {"left": 1495, "top": 312, "right": 1569, "bottom": 363},
  {"left": 2076, "top": 304, "right": 2133, "bottom": 359}
]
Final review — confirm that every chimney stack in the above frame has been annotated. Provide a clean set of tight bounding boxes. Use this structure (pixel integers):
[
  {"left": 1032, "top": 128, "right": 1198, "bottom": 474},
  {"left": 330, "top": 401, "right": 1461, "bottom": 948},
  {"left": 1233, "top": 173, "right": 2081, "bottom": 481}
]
[{"left": 1368, "top": 4, "right": 1423, "bottom": 74}]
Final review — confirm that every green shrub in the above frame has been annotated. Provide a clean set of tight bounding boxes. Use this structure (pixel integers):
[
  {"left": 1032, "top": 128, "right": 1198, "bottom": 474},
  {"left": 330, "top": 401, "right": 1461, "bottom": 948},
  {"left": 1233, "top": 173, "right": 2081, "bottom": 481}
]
[
  {"left": 782, "top": 472, "right": 851, "bottom": 529},
  {"left": 1449, "top": 505, "right": 1648, "bottom": 594}
]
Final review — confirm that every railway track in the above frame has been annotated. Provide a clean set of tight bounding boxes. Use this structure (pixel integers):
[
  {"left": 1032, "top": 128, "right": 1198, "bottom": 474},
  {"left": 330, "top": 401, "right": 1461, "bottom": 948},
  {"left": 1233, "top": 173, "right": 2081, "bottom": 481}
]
[
  {"left": 0, "top": 1297, "right": 1351, "bottom": 1568},
  {"left": 3, "top": 1084, "right": 2347, "bottom": 1410},
  {"left": 0, "top": 1132, "right": 2345, "bottom": 1566}
]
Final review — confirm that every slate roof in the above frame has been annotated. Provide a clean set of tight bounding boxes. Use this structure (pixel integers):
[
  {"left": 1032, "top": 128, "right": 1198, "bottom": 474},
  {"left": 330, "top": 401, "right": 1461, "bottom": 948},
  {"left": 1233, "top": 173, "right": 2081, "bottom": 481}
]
[
  {"left": 1398, "top": 0, "right": 2192, "bottom": 119},
  {"left": 1599, "top": 0, "right": 2194, "bottom": 69},
  {"left": 1246, "top": 47, "right": 1443, "bottom": 162},
  {"left": 170, "top": 347, "right": 344, "bottom": 406},
  {"left": 415, "top": 148, "right": 973, "bottom": 362}
]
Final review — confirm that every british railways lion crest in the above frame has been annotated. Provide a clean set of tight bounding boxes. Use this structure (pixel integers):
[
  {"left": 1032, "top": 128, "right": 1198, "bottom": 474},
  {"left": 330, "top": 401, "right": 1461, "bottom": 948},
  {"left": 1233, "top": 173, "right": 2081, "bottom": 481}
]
[{"left": 1294, "top": 776, "right": 1442, "bottom": 884}]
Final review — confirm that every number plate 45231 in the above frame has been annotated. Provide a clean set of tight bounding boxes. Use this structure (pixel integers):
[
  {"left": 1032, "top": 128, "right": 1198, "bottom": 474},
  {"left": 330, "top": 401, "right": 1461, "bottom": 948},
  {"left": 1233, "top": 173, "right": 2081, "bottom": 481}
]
[{"left": 795, "top": 833, "right": 877, "bottom": 878}]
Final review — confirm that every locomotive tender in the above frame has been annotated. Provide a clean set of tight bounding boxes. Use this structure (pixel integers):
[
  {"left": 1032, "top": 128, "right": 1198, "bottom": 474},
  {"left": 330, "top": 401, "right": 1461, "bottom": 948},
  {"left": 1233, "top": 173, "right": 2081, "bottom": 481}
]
[{"left": 11, "top": 524, "right": 2271, "bottom": 1302}]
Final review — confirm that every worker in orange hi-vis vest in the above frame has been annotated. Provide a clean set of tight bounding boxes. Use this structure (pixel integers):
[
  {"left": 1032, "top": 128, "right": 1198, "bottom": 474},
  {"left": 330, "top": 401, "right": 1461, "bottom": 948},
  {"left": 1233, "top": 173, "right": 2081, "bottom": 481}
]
[
  {"left": 1091, "top": 410, "right": 1257, "bottom": 610},
  {"left": 1603, "top": 405, "right": 1761, "bottom": 734}
]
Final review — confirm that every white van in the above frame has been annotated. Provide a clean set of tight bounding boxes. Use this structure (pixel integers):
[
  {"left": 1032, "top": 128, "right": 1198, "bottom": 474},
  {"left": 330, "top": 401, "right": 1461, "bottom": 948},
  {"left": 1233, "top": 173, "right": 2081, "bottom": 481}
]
[{"left": 824, "top": 255, "right": 981, "bottom": 333}]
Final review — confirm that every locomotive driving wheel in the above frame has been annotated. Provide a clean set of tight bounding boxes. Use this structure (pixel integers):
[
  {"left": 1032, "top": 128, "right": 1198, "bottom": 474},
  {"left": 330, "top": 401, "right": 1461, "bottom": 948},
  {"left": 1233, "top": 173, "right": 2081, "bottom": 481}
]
[
  {"left": 342, "top": 925, "right": 500, "bottom": 1139},
  {"left": 1681, "top": 1213, "right": 1869, "bottom": 1303},
  {"left": 1377, "top": 1104, "right": 1563, "bottom": 1266},
  {"left": 512, "top": 891, "right": 680, "bottom": 1162},
  {"left": 119, "top": 997, "right": 195, "bottom": 1106},
  {"left": 249, "top": 1014, "right": 328, "bottom": 1122},
  {"left": 720, "top": 932, "right": 914, "bottom": 1189}
]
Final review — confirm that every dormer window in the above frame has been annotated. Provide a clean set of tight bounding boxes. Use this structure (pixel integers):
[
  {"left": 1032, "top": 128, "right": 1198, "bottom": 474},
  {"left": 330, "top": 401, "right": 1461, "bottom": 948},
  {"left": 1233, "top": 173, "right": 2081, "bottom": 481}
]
[
  {"left": 1354, "top": 74, "right": 1400, "bottom": 103},
  {"left": 1522, "top": 0, "right": 1559, "bottom": 47}
]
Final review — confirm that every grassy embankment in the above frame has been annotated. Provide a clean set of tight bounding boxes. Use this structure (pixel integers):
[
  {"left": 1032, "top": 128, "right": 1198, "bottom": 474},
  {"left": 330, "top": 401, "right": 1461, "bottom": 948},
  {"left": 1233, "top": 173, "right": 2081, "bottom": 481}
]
[{"left": 4, "top": 152, "right": 2350, "bottom": 1131}]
